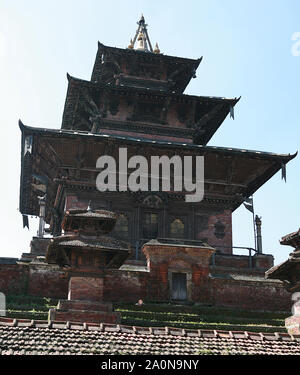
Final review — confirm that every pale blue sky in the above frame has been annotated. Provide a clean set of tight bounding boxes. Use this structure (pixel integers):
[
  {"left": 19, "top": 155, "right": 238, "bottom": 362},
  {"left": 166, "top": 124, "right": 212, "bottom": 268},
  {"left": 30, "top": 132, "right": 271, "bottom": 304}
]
[{"left": 0, "top": 0, "right": 299, "bottom": 265}]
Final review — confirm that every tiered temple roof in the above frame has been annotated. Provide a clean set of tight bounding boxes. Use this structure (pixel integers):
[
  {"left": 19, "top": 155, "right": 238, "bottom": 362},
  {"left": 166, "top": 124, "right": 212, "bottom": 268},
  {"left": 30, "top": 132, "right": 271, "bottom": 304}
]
[{"left": 19, "top": 15, "right": 296, "bottom": 236}]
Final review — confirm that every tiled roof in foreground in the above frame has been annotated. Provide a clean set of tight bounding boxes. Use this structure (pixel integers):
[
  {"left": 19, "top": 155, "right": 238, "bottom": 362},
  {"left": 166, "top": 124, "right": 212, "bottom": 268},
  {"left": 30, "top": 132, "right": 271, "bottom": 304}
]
[{"left": 0, "top": 317, "right": 300, "bottom": 355}]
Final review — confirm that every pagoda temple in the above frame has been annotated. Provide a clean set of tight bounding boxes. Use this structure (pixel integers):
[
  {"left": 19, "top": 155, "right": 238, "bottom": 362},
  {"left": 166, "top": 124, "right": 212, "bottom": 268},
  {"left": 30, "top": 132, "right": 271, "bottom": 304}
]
[{"left": 15, "top": 16, "right": 296, "bottom": 310}]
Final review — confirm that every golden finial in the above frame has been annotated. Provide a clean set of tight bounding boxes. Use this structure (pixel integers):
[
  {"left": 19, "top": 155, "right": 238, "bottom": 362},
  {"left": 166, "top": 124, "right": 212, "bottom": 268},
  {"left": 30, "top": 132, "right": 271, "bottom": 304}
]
[
  {"left": 154, "top": 42, "right": 160, "bottom": 54},
  {"left": 128, "top": 39, "right": 134, "bottom": 49},
  {"left": 129, "top": 15, "right": 152, "bottom": 52},
  {"left": 139, "top": 14, "right": 145, "bottom": 24}
]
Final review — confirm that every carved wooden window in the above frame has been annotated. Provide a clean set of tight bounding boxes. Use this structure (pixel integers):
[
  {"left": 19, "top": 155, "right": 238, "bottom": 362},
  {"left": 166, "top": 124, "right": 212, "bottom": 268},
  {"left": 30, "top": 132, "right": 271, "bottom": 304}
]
[
  {"left": 114, "top": 214, "right": 129, "bottom": 240},
  {"left": 143, "top": 213, "right": 158, "bottom": 239},
  {"left": 169, "top": 218, "right": 185, "bottom": 239}
]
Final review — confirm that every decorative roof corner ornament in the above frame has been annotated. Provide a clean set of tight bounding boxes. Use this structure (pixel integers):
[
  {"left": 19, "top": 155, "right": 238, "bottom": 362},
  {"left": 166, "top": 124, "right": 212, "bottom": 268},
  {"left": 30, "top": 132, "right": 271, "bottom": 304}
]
[
  {"left": 24, "top": 135, "right": 33, "bottom": 155},
  {"left": 128, "top": 39, "right": 134, "bottom": 49},
  {"left": 22, "top": 214, "right": 29, "bottom": 230},
  {"left": 153, "top": 42, "right": 160, "bottom": 54},
  {"left": 230, "top": 105, "right": 235, "bottom": 120},
  {"left": 281, "top": 163, "right": 287, "bottom": 182},
  {"left": 127, "top": 14, "right": 161, "bottom": 53},
  {"left": 37, "top": 194, "right": 47, "bottom": 238}
]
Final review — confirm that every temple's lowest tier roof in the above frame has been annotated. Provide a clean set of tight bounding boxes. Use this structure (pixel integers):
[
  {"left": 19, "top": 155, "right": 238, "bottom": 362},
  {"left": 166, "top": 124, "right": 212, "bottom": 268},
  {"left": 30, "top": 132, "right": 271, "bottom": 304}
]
[{"left": 19, "top": 121, "right": 297, "bottom": 222}]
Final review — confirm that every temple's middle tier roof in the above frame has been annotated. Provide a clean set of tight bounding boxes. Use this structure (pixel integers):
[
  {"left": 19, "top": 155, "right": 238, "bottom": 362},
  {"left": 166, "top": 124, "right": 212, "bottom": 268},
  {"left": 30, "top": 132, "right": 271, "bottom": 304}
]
[{"left": 61, "top": 74, "right": 239, "bottom": 145}]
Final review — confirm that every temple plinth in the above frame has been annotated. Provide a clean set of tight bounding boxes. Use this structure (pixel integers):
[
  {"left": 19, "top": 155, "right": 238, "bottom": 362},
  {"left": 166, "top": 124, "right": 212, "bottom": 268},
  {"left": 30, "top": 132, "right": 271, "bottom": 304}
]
[
  {"left": 266, "top": 229, "right": 300, "bottom": 334},
  {"left": 46, "top": 208, "right": 132, "bottom": 323}
]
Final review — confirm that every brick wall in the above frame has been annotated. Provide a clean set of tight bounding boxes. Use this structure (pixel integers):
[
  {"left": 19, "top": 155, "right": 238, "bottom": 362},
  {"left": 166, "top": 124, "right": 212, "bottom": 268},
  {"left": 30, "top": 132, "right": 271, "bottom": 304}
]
[
  {"left": 103, "top": 269, "right": 148, "bottom": 302},
  {"left": 27, "top": 265, "right": 68, "bottom": 299},
  {"left": 0, "top": 262, "right": 291, "bottom": 312},
  {"left": 197, "top": 210, "right": 233, "bottom": 254},
  {"left": 0, "top": 264, "right": 28, "bottom": 295},
  {"left": 201, "top": 278, "right": 291, "bottom": 312},
  {"left": 103, "top": 268, "right": 291, "bottom": 312},
  {"left": 0, "top": 263, "right": 68, "bottom": 299}
]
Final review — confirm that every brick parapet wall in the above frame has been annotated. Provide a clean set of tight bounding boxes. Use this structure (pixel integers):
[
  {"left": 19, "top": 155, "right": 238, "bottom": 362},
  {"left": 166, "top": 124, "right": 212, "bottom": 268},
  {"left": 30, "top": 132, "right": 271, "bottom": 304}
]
[
  {"left": 0, "top": 264, "right": 28, "bottom": 295},
  {"left": 27, "top": 265, "right": 68, "bottom": 298},
  {"left": 211, "top": 253, "right": 273, "bottom": 273},
  {"left": 0, "top": 261, "right": 291, "bottom": 312},
  {"left": 203, "top": 277, "right": 291, "bottom": 312},
  {"left": 0, "top": 263, "right": 68, "bottom": 299}
]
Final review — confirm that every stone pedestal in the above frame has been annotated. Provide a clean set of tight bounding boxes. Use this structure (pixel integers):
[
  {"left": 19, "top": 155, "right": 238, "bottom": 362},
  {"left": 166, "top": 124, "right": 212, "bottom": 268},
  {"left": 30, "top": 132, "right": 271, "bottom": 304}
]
[
  {"left": 49, "top": 299, "right": 120, "bottom": 324},
  {"left": 68, "top": 276, "right": 104, "bottom": 301},
  {"left": 253, "top": 253, "right": 274, "bottom": 270},
  {"left": 49, "top": 276, "right": 120, "bottom": 324},
  {"left": 285, "top": 315, "right": 300, "bottom": 335},
  {"left": 20, "top": 237, "right": 51, "bottom": 262}
]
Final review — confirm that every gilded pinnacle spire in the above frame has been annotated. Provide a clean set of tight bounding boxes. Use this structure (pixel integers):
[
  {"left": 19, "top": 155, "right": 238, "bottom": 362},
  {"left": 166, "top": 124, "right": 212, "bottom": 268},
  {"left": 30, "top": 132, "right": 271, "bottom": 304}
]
[{"left": 127, "top": 15, "right": 161, "bottom": 53}]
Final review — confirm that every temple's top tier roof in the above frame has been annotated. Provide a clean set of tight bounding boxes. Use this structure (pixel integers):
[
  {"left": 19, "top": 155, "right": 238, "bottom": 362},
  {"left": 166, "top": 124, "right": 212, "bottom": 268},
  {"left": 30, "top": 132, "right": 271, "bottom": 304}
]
[
  {"left": 91, "top": 15, "right": 202, "bottom": 93},
  {"left": 60, "top": 15, "right": 239, "bottom": 144}
]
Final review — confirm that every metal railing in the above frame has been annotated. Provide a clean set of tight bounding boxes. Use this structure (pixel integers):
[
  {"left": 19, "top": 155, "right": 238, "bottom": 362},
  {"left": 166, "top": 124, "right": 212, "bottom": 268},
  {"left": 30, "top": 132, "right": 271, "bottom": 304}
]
[{"left": 210, "top": 246, "right": 258, "bottom": 269}]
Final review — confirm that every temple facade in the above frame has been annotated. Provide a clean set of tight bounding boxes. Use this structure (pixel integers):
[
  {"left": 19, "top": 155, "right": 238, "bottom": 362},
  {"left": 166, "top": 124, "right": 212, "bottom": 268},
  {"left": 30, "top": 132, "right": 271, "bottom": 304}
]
[{"left": 1, "top": 16, "right": 296, "bottom": 311}]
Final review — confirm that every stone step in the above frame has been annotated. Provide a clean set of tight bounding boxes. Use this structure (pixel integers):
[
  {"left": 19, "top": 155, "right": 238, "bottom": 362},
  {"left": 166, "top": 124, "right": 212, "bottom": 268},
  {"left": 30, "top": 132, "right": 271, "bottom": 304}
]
[
  {"left": 57, "top": 299, "right": 113, "bottom": 312},
  {"left": 49, "top": 308, "right": 120, "bottom": 324}
]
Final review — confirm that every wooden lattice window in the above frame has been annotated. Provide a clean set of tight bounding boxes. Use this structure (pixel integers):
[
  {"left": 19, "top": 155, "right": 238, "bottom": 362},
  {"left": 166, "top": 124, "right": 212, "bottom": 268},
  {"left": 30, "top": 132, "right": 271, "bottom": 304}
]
[{"left": 143, "top": 213, "right": 158, "bottom": 239}]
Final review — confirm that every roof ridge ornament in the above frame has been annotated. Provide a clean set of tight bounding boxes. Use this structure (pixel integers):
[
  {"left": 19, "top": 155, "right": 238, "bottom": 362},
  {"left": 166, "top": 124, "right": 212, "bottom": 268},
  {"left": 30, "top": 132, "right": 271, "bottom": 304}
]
[
  {"left": 128, "top": 14, "right": 160, "bottom": 53},
  {"left": 153, "top": 42, "right": 160, "bottom": 54}
]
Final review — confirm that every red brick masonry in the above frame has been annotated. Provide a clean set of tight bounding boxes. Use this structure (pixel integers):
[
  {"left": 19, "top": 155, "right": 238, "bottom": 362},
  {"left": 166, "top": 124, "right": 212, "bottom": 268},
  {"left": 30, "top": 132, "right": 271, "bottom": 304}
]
[
  {"left": 50, "top": 277, "right": 120, "bottom": 324},
  {"left": 0, "top": 261, "right": 291, "bottom": 312}
]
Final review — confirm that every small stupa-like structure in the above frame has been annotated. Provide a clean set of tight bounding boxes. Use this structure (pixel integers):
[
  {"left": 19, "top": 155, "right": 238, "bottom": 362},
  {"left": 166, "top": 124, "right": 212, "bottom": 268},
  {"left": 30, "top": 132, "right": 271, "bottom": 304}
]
[{"left": 46, "top": 206, "right": 132, "bottom": 323}]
